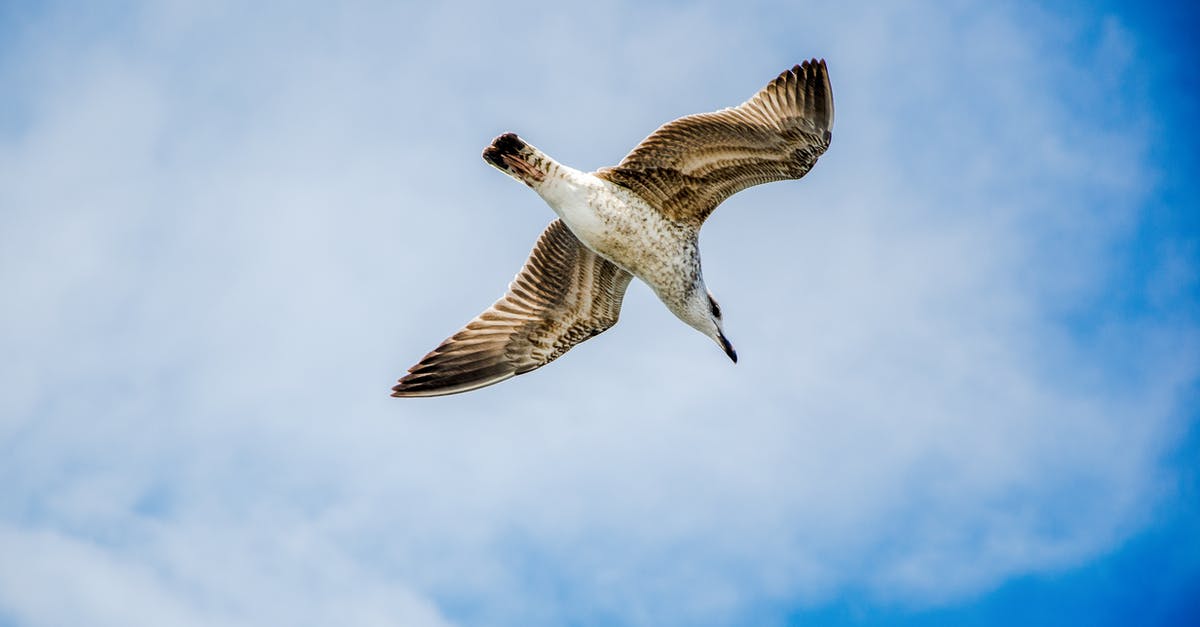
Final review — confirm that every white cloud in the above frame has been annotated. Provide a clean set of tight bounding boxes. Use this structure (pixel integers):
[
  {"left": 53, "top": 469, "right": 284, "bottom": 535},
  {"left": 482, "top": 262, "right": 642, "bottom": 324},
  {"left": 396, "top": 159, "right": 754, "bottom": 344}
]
[
  {"left": 0, "top": 523, "right": 452, "bottom": 627},
  {"left": 0, "top": 1, "right": 1194, "bottom": 625}
]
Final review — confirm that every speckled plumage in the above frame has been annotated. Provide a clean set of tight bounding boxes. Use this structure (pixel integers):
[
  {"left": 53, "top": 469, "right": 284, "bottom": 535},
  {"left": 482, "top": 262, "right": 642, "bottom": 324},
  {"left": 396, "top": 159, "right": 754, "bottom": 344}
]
[{"left": 392, "top": 60, "right": 834, "bottom": 398}]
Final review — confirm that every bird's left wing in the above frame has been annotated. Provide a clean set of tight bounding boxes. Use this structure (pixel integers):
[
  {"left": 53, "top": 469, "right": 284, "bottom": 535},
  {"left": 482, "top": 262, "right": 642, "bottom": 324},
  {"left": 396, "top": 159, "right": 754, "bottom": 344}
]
[{"left": 392, "top": 219, "right": 633, "bottom": 398}]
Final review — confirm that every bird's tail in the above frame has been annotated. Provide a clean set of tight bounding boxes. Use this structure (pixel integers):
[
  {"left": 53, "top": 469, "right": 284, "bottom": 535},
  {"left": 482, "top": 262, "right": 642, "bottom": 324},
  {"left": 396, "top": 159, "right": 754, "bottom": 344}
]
[{"left": 483, "top": 133, "right": 547, "bottom": 185}]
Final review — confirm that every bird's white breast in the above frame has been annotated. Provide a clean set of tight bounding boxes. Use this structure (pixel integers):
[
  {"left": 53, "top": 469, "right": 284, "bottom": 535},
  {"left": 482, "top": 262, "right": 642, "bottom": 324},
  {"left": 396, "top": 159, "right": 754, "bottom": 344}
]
[{"left": 534, "top": 166, "right": 699, "bottom": 305}]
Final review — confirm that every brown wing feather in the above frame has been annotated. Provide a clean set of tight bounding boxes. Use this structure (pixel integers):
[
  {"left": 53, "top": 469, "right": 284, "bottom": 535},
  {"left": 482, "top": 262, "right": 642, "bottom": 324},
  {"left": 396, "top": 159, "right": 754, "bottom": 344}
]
[
  {"left": 392, "top": 220, "right": 633, "bottom": 397},
  {"left": 594, "top": 59, "right": 834, "bottom": 225}
]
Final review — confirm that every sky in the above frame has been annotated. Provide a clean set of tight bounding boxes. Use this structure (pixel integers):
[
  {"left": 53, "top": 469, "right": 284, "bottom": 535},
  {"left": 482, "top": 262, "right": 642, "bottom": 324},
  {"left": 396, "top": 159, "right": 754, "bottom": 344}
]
[{"left": 0, "top": 1, "right": 1197, "bottom": 625}]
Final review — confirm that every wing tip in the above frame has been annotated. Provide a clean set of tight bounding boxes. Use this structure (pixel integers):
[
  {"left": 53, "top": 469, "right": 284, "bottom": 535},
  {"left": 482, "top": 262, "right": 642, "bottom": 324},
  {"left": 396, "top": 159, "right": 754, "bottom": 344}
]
[
  {"left": 390, "top": 369, "right": 518, "bottom": 398},
  {"left": 789, "top": 58, "right": 825, "bottom": 72},
  {"left": 777, "top": 59, "right": 834, "bottom": 132}
]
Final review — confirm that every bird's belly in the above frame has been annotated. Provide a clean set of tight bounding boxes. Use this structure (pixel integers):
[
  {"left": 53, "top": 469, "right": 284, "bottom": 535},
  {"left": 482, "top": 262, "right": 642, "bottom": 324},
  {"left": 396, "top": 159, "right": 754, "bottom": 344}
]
[
  {"left": 572, "top": 207, "right": 695, "bottom": 304},
  {"left": 588, "top": 218, "right": 680, "bottom": 281},
  {"left": 541, "top": 174, "right": 697, "bottom": 301}
]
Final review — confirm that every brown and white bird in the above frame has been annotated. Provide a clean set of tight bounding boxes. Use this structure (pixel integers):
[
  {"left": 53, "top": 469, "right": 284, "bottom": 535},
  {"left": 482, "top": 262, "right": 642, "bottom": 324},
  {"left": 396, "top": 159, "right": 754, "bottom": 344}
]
[{"left": 392, "top": 60, "right": 834, "bottom": 397}]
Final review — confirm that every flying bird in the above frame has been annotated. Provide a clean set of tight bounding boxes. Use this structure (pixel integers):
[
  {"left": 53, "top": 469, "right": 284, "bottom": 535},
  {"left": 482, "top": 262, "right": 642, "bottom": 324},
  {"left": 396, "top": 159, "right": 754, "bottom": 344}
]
[{"left": 393, "top": 60, "right": 834, "bottom": 397}]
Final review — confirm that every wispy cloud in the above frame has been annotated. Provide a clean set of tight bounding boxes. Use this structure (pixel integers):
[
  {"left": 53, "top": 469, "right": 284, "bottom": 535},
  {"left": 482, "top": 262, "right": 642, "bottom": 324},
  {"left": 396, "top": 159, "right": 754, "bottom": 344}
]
[{"left": 0, "top": 1, "right": 1195, "bottom": 625}]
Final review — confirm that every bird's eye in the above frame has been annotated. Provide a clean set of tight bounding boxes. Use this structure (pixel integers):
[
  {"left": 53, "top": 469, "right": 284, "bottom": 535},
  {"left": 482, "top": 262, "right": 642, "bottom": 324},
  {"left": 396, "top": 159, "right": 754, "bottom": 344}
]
[{"left": 708, "top": 295, "right": 722, "bottom": 319}]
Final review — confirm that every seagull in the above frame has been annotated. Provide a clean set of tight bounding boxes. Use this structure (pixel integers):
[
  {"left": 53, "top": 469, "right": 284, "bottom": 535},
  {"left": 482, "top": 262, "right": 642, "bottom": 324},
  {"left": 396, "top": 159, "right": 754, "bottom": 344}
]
[{"left": 392, "top": 60, "right": 834, "bottom": 397}]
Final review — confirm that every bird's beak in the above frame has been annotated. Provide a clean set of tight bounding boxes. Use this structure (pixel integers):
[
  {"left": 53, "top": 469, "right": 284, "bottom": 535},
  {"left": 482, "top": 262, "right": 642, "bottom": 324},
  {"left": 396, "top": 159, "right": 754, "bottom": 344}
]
[{"left": 718, "top": 332, "right": 738, "bottom": 363}]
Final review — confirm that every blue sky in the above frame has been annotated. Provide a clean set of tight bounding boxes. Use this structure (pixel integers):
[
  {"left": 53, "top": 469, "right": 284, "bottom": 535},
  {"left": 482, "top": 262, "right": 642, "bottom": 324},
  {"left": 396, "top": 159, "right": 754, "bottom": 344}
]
[{"left": 0, "top": 1, "right": 1197, "bottom": 626}]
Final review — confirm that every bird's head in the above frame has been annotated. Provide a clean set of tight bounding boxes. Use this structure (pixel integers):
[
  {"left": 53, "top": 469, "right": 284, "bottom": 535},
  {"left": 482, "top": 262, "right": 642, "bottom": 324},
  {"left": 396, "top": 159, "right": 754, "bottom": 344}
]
[{"left": 680, "top": 289, "right": 737, "bottom": 363}]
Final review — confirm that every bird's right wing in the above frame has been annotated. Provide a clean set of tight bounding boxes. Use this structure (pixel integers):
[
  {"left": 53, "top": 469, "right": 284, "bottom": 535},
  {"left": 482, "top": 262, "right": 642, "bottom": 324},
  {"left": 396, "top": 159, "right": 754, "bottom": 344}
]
[
  {"left": 392, "top": 219, "right": 634, "bottom": 398},
  {"left": 594, "top": 59, "right": 833, "bottom": 225}
]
